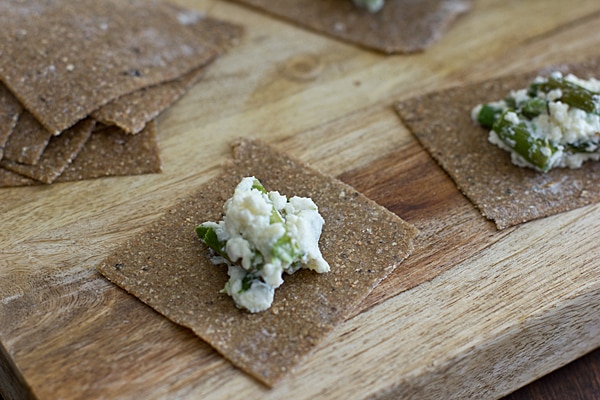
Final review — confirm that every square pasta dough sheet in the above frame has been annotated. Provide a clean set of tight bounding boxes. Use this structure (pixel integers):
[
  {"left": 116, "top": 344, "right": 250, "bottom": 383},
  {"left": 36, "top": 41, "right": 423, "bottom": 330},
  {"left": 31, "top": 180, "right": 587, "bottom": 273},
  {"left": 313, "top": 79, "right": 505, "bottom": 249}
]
[
  {"left": 396, "top": 58, "right": 600, "bottom": 229},
  {"left": 91, "top": 15, "right": 244, "bottom": 134},
  {"left": 0, "top": 0, "right": 217, "bottom": 134},
  {"left": 2, "top": 111, "right": 53, "bottom": 165},
  {"left": 0, "top": 121, "right": 161, "bottom": 187},
  {"left": 98, "top": 138, "right": 418, "bottom": 386},
  {"left": 0, "top": 83, "right": 22, "bottom": 159},
  {"left": 91, "top": 62, "right": 206, "bottom": 134},
  {"left": 0, "top": 119, "right": 95, "bottom": 184},
  {"left": 56, "top": 121, "right": 162, "bottom": 182},
  {"left": 228, "top": 0, "right": 471, "bottom": 53}
]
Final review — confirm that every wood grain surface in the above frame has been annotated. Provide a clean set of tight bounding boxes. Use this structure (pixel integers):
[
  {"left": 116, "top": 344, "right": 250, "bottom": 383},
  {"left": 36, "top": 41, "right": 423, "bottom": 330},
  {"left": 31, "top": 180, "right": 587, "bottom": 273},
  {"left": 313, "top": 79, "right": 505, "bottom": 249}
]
[
  {"left": 503, "top": 347, "right": 600, "bottom": 399},
  {"left": 2, "top": 0, "right": 600, "bottom": 399}
]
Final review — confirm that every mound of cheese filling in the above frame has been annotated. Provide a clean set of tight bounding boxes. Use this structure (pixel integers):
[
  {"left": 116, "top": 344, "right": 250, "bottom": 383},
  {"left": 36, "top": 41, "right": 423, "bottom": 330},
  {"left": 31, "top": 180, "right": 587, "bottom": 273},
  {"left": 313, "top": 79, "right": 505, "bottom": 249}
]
[
  {"left": 471, "top": 71, "right": 600, "bottom": 172},
  {"left": 196, "top": 177, "right": 330, "bottom": 313}
]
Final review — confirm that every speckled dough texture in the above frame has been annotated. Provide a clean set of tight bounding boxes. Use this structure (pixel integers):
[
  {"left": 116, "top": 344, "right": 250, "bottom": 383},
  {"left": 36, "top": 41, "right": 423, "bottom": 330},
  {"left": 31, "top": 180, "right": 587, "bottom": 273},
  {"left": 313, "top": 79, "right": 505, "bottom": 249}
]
[
  {"left": 0, "top": 119, "right": 95, "bottom": 184},
  {"left": 98, "top": 138, "right": 417, "bottom": 386},
  {"left": 91, "top": 67, "right": 205, "bottom": 134},
  {"left": 0, "top": 4, "right": 242, "bottom": 186},
  {"left": 0, "top": 121, "right": 161, "bottom": 187},
  {"left": 57, "top": 121, "right": 162, "bottom": 182},
  {"left": 0, "top": 0, "right": 217, "bottom": 134},
  {"left": 228, "top": 0, "right": 471, "bottom": 53},
  {"left": 0, "top": 167, "right": 36, "bottom": 187},
  {"left": 91, "top": 16, "right": 243, "bottom": 134},
  {"left": 395, "top": 59, "right": 600, "bottom": 229},
  {"left": 2, "top": 111, "right": 53, "bottom": 165},
  {"left": 0, "top": 84, "right": 22, "bottom": 159}
]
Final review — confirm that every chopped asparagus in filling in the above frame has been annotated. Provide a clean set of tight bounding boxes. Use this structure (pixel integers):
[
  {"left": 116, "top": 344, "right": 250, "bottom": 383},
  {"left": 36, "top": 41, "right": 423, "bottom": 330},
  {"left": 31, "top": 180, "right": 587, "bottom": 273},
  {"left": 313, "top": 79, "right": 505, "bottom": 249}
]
[
  {"left": 472, "top": 71, "right": 600, "bottom": 172},
  {"left": 196, "top": 177, "right": 330, "bottom": 313}
]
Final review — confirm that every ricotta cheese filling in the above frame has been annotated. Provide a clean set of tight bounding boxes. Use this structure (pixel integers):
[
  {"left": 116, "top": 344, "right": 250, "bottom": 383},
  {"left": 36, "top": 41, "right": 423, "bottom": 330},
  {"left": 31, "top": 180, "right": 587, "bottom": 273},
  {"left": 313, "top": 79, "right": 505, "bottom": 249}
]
[
  {"left": 196, "top": 177, "right": 330, "bottom": 313},
  {"left": 471, "top": 71, "right": 600, "bottom": 172}
]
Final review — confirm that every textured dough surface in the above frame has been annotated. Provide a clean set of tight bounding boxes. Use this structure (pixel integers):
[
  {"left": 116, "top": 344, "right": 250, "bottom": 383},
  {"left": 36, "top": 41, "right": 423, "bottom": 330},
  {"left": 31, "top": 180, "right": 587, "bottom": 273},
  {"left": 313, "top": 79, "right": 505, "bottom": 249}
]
[
  {"left": 0, "top": 119, "right": 95, "bottom": 184},
  {"left": 91, "top": 16, "right": 243, "bottom": 134},
  {"left": 98, "top": 138, "right": 417, "bottom": 386},
  {"left": 0, "top": 121, "right": 162, "bottom": 187},
  {"left": 0, "top": 0, "right": 217, "bottom": 134},
  {"left": 0, "top": 84, "right": 22, "bottom": 160},
  {"left": 228, "top": 0, "right": 471, "bottom": 53},
  {"left": 396, "top": 58, "right": 600, "bottom": 229}
]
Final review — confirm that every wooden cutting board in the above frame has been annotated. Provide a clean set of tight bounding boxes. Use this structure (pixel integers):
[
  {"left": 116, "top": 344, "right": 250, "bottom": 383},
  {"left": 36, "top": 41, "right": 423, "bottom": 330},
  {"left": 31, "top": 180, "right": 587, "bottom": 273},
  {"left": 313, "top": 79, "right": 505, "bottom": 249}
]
[{"left": 2, "top": 0, "right": 600, "bottom": 399}]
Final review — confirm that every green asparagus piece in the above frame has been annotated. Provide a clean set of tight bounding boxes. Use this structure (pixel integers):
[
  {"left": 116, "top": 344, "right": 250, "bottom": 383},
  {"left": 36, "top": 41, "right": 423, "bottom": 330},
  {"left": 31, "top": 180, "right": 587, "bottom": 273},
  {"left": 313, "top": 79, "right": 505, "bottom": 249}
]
[
  {"left": 270, "top": 206, "right": 284, "bottom": 225},
  {"left": 241, "top": 273, "right": 257, "bottom": 292},
  {"left": 251, "top": 178, "right": 267, "bottom": 194},
  {"left": 473, "top": 74, "right": 600, "bottom": 172},
  {"left": 493, "top": 111, "right": 559, "bottom": 172},
  {"left": 526, "top": 82, "right": 541, "bottom": 98},
  {"left": 567, "top": 139, "right": 600, "bottom": 153},
  {"left": 520, "top": 97, "right": 547, "bottom": 119},
  {"left": 251, "top": 178, "right": 303, "bottom": 263},
  {"left": 272, "top": 234, "right": 301, "bottom": 264},
  {"left": 536, "top": 76, "right": 600, "bottom": 115},
  {"left": 503, "top": 96, "right": 517, "bottom": 110},
  {"left": 196, "top": 225, "right": 229, "bottom": 259},
  {"left": 476, "top": 104, "right": 504, "bottom": 129},
  {"left": 251, "top": 177, "right": 289, "bottom": 226}
]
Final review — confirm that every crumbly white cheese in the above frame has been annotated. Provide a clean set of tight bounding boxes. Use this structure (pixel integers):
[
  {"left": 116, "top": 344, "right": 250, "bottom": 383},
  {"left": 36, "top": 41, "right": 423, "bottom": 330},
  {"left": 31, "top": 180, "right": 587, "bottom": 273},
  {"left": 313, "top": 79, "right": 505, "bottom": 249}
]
[
  {"left": 473, "top": 71, "right": 600, "bottom": 171},
  {"left": 201, "top": 177, "right": 329, "bottom": 313},
  {"left": 558, "top": 72, "right": 600, "bottom": 92}
]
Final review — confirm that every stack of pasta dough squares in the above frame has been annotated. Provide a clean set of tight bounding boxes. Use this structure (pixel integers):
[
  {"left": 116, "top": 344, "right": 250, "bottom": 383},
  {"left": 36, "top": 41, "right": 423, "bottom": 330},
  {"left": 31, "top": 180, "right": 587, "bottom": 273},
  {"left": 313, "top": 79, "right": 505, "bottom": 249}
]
[{"left": 0, "top": 0, "right": 241, "bottom": 187}]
